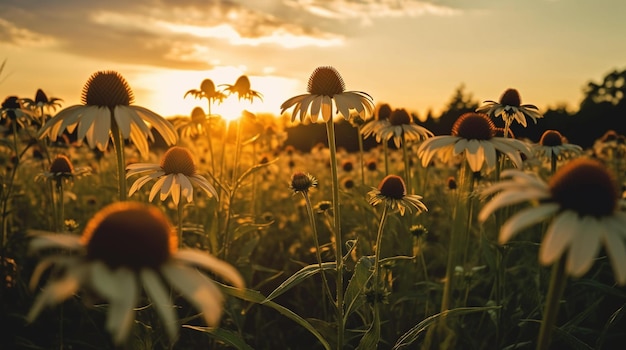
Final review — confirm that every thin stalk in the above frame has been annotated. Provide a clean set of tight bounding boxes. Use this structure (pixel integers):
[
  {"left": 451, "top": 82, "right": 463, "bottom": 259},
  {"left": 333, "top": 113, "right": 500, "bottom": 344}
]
[
  {"left": 325, "top": 118, "right": 344, "bottom": 350},
  {"left": 383, "top": 141, "right": 390, "bottom": 176},
  {"left": 177, "top": 196, "right": 184, "bottom": 248},
  {"left": 357, "top": 125, "right": 365, "bottom": 185},
  {"left": 206, "top": 101, "right": 216, "bottom": 175},
  {"left": 401, "top": 133, "right": 411, "bottom": 194},
  {"left": 110, "top": 119, "right": 127, "bottom": 201},
  {"left": 57, "top": 181, "right": 65, "bottom": 232},
  {"left": 536, "top": 256, "right": 567, "bottom": 350},
  {"left": 371, "top": 204, "right": 388, "bottom": 348},
  {"left": 302, "top": 191, "right": 334, "bottom": 316}
]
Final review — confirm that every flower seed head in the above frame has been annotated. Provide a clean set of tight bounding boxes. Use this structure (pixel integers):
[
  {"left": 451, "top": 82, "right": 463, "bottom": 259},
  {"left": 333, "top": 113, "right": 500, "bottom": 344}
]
[
  {"left": 49, "top": 154, "right": 74, "bottom": 174},
  {"left": 389, "top": 108, "right": 411, "bottom": 126},
  {"left": 81, "top": 202, "right": 177, "bottom": 270},
  {"left": 549, "top": 158, "right": 618, "bottom": 217},
  {"left": 499, "top": 88, "right": 521, "bottom": 107},
  {"left": 191, "top": 107, "right": 206, "bottom": 123},
  {"left": 200, "top": 79, "right": 217, "bottom": 95},
  {"left": 307, "top": 66, "right": 345, "bottom": 96},
  {"left": 540, "top": 130, "right": 565, "bottom": 146},
  {"left": 452, "top": 112, "right": 495, "bottom": 140},
  {"left": 161, "top": 146, "right": 196, "bottom": 176},
  {"left": 378, "top": 175, "right": 407, "bottom": 200},
  {"left": 35, "top": 89, "right": 49, "bottom": 104},
  {"left": 342, "top": 160, "right": 354, "bottom": 172},
  {"left": 2, "top": 96, "right": 20, "bottom": 109},
  {"left": 82, "top": 71, "right": 134, "bottom": 108},
  {"left": 447, "top": 176, "right": 457, "bottom": 190},
  {"left": 290, "top": 172, "right": 317, "bottom": 193},
  {"left": 376, "top": 103, "right": 392, "bottom": 121}
]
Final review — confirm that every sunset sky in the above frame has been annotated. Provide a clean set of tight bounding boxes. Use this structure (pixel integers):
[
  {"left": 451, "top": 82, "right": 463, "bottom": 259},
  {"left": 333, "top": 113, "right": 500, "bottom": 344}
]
[{"left": 1, "top": 0, "right": 625, "bottom": 120}]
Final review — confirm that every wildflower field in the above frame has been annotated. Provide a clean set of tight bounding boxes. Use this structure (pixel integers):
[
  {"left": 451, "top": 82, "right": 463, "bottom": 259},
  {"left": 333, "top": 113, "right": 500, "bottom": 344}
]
[{"left": 1, "top": 67, "right": 625, "bottom": 350}]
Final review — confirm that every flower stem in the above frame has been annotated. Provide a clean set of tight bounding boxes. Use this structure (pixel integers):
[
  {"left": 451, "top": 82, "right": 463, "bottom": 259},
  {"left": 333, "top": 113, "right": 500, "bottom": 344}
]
[
  {"left": 536, "top": 256, "right": 567, "bottom": 350},
  {"left": 302, "top": 191, "right": 334, "bottom": 316},
  {"left": 325, "top": 118, "right": 344, "bottom": 350},
  {"left": 357, "top": 125, "right": 365, "bottom": 185},
  {"left": 111, "top": 119, "right": 127, "bottom": 201},
  {"left": 177, "top": 196, "right": 184, "bottom": 248},
  {"left": 401, "top": 134, "right": 411, "bottom": 194}
]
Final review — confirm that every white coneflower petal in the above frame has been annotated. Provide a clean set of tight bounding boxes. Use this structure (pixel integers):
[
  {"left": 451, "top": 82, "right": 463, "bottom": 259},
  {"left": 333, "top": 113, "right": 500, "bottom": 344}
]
[
  {"left": 539, "top": 211, "right": 579, "bottom": 265},
  {"left": 499, "top": 204, "right": 558, "bottom": 244},
  {"left": 174, "top": 250, "right": 245, "bottom": 288},
  {"left": 141, "top": 269, "right": 178, "bottom": 341}
]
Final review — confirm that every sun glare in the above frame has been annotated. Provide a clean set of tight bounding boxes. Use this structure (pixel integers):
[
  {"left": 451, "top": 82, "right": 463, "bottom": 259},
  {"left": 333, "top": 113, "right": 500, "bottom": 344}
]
[{"left": 130, "top": 66, "right": 300, "bottom": 122}]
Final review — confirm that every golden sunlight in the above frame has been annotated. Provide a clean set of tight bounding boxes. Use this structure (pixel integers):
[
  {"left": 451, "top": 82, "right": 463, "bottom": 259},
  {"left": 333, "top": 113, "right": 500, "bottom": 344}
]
[{"left": 130, "top": 66, "right": 301, "bottom": 121}]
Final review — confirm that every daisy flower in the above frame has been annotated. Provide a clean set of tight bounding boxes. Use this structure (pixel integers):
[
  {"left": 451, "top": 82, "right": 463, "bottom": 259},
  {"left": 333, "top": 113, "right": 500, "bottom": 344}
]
[
  {"left": 27, "top": 201, "right": 244, "bottom": 345},
  {"left": 372, "top": 108, "right": 433, "bottom": 148},
  {"left": 478, "top": 157, "right": 626, "bottom": 284},
  {"left": 368, "top": 175, "right": 427, "bottom": 216},
  {"left": 534, "top": 129, "right": 583, "bottom": 162},
  {"left": 360, "top": 103, "right": 392, "bottom": 140},
  {"left": 476, "top": 88, "right": 543, "bottom": 128},
  {"left": 220, "top": 75, "right": 263, "bottom": 103},
  {"left": 280, "top": 66, "right": 374, "bottom": 123},
  {"left": 126, "top": 146, "right": 218, "bottom": 205},
  {"left": 38, "top": 71, "right": 178, "bottom": 158},
  {"left": 417, "top": 112, "right": 533, "bottom": 172}
]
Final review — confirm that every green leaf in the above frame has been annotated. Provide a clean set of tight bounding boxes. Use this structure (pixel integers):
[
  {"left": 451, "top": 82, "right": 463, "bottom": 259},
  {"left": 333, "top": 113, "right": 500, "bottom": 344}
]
[
  {"left": 215, "top": 282, "right": 331, "bottom": 350},
  {"left": 392, "top": 306, "right": 501, "bottom": 350},
  {"left": 264, "top": 262, "right": 336, "bottom": 302},
  {"left": 183, "top": 325, "right": 254, "bottom": 350},
  {"left": 357, "top": 306, "right": 380, "bottom": 350},
  {"left": 343, "top": 256, "right": 373, "bottom": 321}
]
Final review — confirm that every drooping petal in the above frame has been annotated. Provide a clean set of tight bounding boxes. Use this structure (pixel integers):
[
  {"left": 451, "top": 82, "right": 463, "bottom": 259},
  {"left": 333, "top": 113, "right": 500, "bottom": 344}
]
[
  {"left": 566, "top": 216, "right": 601, "bottom": 277},
  {"left": 539, "top": 211, "right": 579, "bottom": 266},
  {"left": 141, "top": 269, "right": 178, "bottom": 342},
  {"left": 174, "top": 249, "right": 244, "bottom": 288},
  {"left": 499, "top": 204, "right": 559, "bottom": 244}
]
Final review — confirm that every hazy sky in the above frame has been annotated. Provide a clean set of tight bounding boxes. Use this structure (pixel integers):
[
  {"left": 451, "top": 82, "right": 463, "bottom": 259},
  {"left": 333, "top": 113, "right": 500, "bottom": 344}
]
[{"left": 1, "top": 0, "right": 625, "bottom": 120}]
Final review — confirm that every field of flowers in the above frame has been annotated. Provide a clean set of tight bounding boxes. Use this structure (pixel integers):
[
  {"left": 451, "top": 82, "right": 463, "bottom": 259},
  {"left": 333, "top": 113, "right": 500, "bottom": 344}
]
[{"left": 1, "top": 67, "right": 625, "bottom": 350}]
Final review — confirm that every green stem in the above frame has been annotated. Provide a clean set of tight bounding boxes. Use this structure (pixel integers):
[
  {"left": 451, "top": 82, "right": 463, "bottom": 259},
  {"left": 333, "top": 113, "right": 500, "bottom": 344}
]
[
  {"left": 357, "top": 125, "right": 365, "bottom": 185},
  {"left": 302, "top": 191, "right": 334, "bottom": 316},
  {"left": 325, "top": 118, "right": 344, "bottom": 350},
  {"left": 537, "top": 256, "right": 567, "bottom": 350},
  {"left": 111, "top": 119, "right": 127, "bottom": 201}
]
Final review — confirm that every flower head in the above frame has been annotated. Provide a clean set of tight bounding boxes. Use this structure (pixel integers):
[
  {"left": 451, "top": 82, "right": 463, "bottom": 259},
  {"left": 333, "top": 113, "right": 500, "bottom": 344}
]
[
  {"left": 361, "top": 103, "right": 392, "bottom": 139},
  {"left": 37, "top": 154, "right": 91, "bottom": 188},
  {"left": 38, "top": 71, "right": 178, "bottom": 158},
  {"left": 126, "top": 146, "right": 218, "bottom": 205},
  {"left": 535, "top": 129, "right": 583, "bottom": 162},
  {"left": 368, "top": 175, "right": 427, "bottom": 216},
  {"left": 184, "top": 79, "right": 227, "bottom": 104},
  {"left": 479, "top": 158, "right": 626, "bottom": 284},
  {"left": 370, "top": 108, "right": 433, "bottom": 147},
  {"left": 175, "top": 106, "right": 222, "bottom": 139},
  {"left": 1, "top": 95, "right": 35, "bottom": 127},
  {"left": 417, "top": 112, "right": 533, "bottom": 172},
  {"left": 22, "top": 89, "right": 63, "bottom": 116},
  {"left": 27, "top": 201, "right": 244, "bottom": 345},
  {"left": 289, "top": 171, "right": 318, "bottom": 194},
  {"left": 221, "top": 75, "right": 263, "bottom": 103},
  {"left": 281, "top": 66, "right": 374, "bottom": 123},
  {"left": 476, "top": 88, "right": 543, "bottom": 128}
]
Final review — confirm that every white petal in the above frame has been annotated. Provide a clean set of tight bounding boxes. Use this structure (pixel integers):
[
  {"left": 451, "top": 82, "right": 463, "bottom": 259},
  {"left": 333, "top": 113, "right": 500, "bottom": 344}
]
[
  {"left": 499, "top": 204, "right": 558, "bottom": 244},
  {"left": 141, "top": 269, "right": 178, "bottom": 342},
  {"left": 566, "top": 216, "right": 601, "bottom": 277},
  {"left": 174, "top": 249, "right": 244, "bottom": 288},
  {"left": 539, "top": 211, "right": 579, "bottom": 266}
]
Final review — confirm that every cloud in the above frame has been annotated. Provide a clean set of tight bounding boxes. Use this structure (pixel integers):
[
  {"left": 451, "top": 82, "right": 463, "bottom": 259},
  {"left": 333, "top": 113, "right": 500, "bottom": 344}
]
[
  {"left": 0, "top": 0, "right": 344, "bottom": 70},
  {"left": 0, "top": 18, "right": 57, "bottom": 47},
  {"left": 286, "top": 0, "right": 461, "bottom": 22}
]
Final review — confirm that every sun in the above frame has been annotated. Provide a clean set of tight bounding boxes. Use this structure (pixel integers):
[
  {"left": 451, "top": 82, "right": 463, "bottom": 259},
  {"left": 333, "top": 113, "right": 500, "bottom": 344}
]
[{"left": 129, "top": 66, "right": 300, "bottom": 122}]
